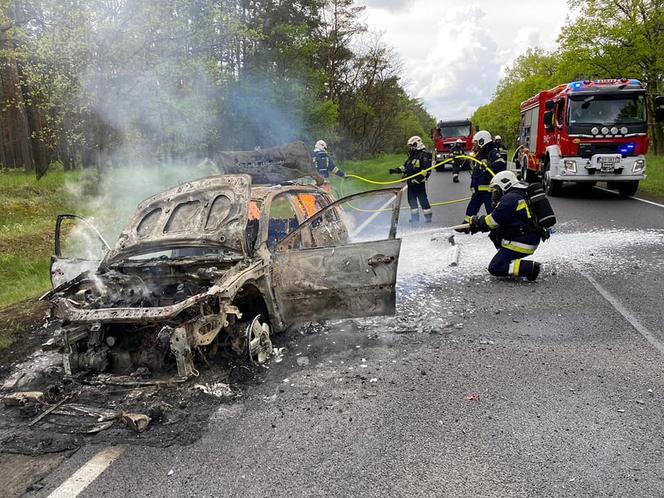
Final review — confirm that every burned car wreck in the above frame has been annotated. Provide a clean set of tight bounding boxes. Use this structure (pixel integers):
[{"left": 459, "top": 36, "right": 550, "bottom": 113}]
[{"left": 43, "top": 154, "right": 403, "bottom": 379}]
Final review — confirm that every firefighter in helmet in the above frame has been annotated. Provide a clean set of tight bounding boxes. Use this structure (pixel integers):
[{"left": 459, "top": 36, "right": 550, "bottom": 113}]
[
  {"left": 494, "top": 134, "right": 508, "bottom": 162},
  {"left": 459, "top": 130, "right": 506, "bottom": 226},
  {"left": 467, "top": 170, "right": 541, "bottom": 281},
  {"left": 312, "top": 140, "right": 344, "bottom": 189},
  {"left": 449, "top": 138, "right": 465, "bottom": 183},
  {"left": 388, "top": 135, "right": 433, "bottom": 223}
]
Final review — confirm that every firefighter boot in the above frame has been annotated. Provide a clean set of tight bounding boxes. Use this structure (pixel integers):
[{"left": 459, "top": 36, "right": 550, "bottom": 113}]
[
  {"left": 423, "top": 209, "right": 433, "bottom": 224},
  {"left": 453, "top": 173, "right": 459, "bottom": 183},
  {"left": 519, "top": 260, "right": 541, "bottom": 281},
  {"left": 409, "top": 209, "right": 420, "bottom": 223}
]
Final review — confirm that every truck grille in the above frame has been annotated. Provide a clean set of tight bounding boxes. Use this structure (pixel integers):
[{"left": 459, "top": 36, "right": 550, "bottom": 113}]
[{"left": 578, "top": 143, "right": 636, "bottom": 158}]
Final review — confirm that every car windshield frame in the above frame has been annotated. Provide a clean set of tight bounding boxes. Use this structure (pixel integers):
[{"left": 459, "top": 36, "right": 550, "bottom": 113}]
[{"left": 567, "top": 94, "right": 647, "bottom": 126}]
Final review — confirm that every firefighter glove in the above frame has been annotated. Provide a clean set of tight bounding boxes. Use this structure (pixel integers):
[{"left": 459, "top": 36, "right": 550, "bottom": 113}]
[
  {"left": 388, "top": 168, "right": 401, "bottom": 175},
  {"left": 469, "top": 216, "right": 481, "bottom": 234},
  {"left": 336, "top": 170, "right": 345, "bottom": 178}
]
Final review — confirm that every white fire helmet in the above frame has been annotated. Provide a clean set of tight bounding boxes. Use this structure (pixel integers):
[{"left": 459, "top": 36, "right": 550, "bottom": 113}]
[
  {"left": 314, "top": 140, "right": 327, "bottom": 152},
  {"left": 407, "top": 135, "right": 425, "bottom": 150},
  {"left": 494, "top": 135, "right": 502, "bottom": 141},
  {"left": 490, "top": 170, "right": 519, "bottom": 192},
  {"left": 472, "top": 130, "right": 492, "bottom": 148}
]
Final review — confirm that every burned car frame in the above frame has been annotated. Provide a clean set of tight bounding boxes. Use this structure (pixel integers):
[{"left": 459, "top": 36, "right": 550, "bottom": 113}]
[{"left": 42, "top": 174, "right": 403, "bottom": 378}]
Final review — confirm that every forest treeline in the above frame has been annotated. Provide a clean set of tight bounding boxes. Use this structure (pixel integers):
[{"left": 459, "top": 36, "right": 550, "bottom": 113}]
[
  {"left": 472, "top": 0, "right": 664, "bottom": 154},
  {"left": 0, "top": 0, "right": 435, "bottom": 176}
]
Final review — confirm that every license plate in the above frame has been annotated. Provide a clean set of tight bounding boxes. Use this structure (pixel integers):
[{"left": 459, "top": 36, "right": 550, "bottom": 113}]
[{"left": 600, "top": 161, "right": 615, "bottom": 171}]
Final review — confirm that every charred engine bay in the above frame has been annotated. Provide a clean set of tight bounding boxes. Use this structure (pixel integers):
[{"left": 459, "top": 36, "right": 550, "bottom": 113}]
[{"left": 47, "top": 257, "right": 252, "bottom": 376}]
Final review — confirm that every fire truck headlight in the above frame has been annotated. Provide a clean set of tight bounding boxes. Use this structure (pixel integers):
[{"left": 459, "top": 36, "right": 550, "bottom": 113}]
[
  {"left": 633, "top": 159, "right": 645, "bottom": 173},
  {"left": 620, "top": 127, "right": 628, "bottom": 135},
  {"left": 611, "top": 127, "right": 619, "bottom": 135},
  {"left": 591, "top": 127, "right": 599, "bottom": 135},
  {"left": 564, "top": 160, "right": 577, "bottom": 173},
  {"left": 601, "top": 127, "right": 609, "bottom": 135}
]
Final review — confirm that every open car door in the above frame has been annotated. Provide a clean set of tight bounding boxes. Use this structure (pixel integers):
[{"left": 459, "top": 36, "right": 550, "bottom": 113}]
[
  {"left": 271, "top": 188, "right": 403, "bottom": 323},
  {"left": 50, "top": 214, "right": 110, "bottom": 288}
]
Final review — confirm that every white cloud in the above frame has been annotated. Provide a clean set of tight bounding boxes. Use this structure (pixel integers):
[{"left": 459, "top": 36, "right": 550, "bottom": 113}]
[{"left": 357, "top": 0, "right": 570, "bottom": 119}]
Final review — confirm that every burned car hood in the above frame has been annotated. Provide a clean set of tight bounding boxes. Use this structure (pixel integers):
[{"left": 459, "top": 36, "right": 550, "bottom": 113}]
[{"left": 104, "top": 175, "right": 251, "bottom": 262}]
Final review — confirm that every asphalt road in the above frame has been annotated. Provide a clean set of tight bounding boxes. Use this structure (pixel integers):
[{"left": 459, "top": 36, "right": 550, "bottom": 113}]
[{"left": 32, "top": 167, "right": 664, "bottom": 497}]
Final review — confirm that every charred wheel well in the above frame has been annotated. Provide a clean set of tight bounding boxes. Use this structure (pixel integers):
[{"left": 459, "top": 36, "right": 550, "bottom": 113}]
[{"left": 232, "top": 284, "right": 270, "bottom": 325}]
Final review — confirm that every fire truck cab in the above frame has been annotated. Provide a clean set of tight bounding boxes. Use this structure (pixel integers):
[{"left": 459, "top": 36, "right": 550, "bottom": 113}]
[
  {"left": 516, "top": 79, "right": 652, "bottom": 197},
  {"left": 432, "top": 119, "right": 474, "bottom": 170}
]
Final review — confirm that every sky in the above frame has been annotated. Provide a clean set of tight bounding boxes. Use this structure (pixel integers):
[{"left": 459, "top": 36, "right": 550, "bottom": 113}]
[{"left": 357, "top": 0, "right": 571, "bottom": 120}]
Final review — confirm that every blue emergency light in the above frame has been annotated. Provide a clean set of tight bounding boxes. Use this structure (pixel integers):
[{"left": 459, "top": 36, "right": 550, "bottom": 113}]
[{"left": 618, "top": 143, "right": 636, "bottom": 156}]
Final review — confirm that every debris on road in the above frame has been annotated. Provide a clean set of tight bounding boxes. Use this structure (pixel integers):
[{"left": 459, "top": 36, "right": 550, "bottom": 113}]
[
  {"left": 193, "top": 382, "right": 234, "bottom": 399},
  {"left": 122, "top": 412, "right": 151, "bottom": 433},
  {"left": 466, "top": 392, "right": 480, "bottom": 401},
  {"left": 28, "top": 395, "right": 73, "bottom": 427},
  {"left": 3, "top": 392, "right": 44, "bottom": 407}
]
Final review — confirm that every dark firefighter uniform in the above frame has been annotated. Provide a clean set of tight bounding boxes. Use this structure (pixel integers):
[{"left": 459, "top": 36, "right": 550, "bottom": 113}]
[
  {"left": 470, "top": 187, "right": 541, "bottom": 280},
  {"left": 464, "top": 142, "right": 506, "bottom": 222},
  {"left": 313, "top": 150, "right": 344, "bottom": 180},
  {"left": 389, "top": 148, "right": 433, "bottom": 223},
  {"left": 449, "top": 142, "right": 465, "bottom": 183}
]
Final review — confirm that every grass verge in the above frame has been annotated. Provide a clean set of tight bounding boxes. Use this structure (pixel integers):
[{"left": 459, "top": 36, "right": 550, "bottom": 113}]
[
  {"left": 641, "top": 154, "right": 664, "bottom": 198},
  {"left": 331, "top": 154, "right": 406, "bottom": 196},
  {"left": 0, "top": 170, "right": 83, "bottom": 309}
]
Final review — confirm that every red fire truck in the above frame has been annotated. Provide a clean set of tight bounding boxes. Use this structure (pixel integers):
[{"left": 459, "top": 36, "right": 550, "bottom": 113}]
[
  {"left": 516, "top": 79, "right": 656, "bottom": 197},
  {"left": 432, "top": 119, "right": 474, "bottom": 170}
]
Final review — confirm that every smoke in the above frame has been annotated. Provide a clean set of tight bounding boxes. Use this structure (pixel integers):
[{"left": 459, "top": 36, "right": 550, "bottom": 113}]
[{"left": 63, "top": 2, "right": 322, "bottom": 245}]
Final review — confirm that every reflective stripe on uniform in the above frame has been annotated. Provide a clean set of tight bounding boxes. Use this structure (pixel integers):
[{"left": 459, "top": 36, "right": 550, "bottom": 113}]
[
  {"left": 478, "top": 185, "right": 491, "bottom": 192},
  {"left": 464, "top": 215, "right": 473, "bottom": 223},
  {"left": 501, "top": 240, "right": 538, "bottom": 254},
  {"left": 422, "top": 209, "right": 432, "bottom": 215},
  {"left": 411, "top": 209, "right": 419, "bottom": 215},
  {"left": 484, "top": 214, "right": 498, "bottom": 229},
  {"left": 516, "top": 199, "right": 533, "bottom": 218},
  {"left": 509, "top": 259, "right": 521, "bottom": 277}
]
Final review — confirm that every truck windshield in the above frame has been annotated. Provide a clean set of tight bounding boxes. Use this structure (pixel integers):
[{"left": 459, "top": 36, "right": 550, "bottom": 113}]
[
  {"left": 439, "top": 125, "right": 470, "bottom": 138},
  {"left": 567, "top": 94, "right": 646, "bottom": 125}
]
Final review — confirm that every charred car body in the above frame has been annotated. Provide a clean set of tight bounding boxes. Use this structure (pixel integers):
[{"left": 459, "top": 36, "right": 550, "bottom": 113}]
[{"left": 43, "top": 154, "right": 403, "bottom": 378}]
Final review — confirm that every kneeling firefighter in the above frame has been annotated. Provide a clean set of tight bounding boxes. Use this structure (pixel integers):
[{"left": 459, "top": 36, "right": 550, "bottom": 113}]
[
  {"left": 462, "top": 130, "right": 506, "bottom": 224},
  {"left": 388, "top": 136, "right": 433, "bottom": 223},
  {"left": 468, "top": 170, "right": 555, "bottom": 281}
]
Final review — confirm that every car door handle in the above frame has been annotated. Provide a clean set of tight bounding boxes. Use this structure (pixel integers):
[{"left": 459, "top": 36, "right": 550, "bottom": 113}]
[{"left": 368, "top": 255, "right": 394, "bottom": 267}]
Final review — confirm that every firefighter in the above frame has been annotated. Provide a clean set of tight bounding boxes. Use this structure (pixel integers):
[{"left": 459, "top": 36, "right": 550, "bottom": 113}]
[
  {"left": 460, "top": 130, "right": 506, "bottom": 226},
  {"left": 495, "top": 135, "right": 508, "bottom": 162},
  {"left": 388, "top": 135, "right": 433, "bottom": 223},
  {"left": 312, "top": 140, "right": 344, "bottom": 189},
  {"left": 449, "top": 138, "right": 465, "bottom": 183},
  {"left": 468, "top": 170, "right": 541, "bottom": 281}
]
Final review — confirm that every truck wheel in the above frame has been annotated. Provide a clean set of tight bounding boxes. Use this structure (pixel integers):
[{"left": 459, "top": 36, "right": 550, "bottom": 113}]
[
  {"left": 617, "top": 181, "right": 639, "bottom": 197},
  {"left": 543, "top": 171, "right": 562, "bottom": 196}
]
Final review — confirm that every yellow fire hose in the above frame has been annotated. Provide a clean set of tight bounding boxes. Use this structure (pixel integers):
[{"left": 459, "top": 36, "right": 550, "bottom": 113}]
[{"left": 339, "top": 154, "right": 494, "bottom": 213}]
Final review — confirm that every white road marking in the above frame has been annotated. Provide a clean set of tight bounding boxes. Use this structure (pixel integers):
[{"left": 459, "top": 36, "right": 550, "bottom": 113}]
[
  {"left": 580, "top": 270, "right": 664, "bottom": 355},
  {"left": 48, "top": 447, "right": 124, "bottom": 498},
  {"left": 594, "top": 186, "right": 664, "bottom": 209}
]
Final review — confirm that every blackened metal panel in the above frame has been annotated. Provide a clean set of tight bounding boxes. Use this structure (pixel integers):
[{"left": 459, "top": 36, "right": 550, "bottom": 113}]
[{"left": 271, "top": 239, "right": 401, "bottom": 324}]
